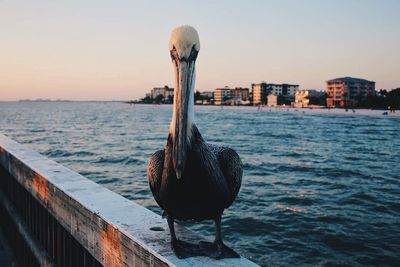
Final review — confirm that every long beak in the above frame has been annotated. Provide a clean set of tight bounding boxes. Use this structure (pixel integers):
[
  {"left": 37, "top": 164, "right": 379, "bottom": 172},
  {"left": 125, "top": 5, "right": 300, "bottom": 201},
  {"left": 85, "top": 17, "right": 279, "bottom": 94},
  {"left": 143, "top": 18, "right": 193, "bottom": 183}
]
[{"left": 172, "top": 59, "right": 195, "bottom": 179}]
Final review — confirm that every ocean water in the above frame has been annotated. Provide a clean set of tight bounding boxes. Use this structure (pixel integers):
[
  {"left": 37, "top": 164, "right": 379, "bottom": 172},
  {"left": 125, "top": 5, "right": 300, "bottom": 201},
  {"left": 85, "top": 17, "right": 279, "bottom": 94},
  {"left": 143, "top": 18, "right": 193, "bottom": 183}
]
[{"left": 0, "top": 101, "right": 399, "bottom": 266}]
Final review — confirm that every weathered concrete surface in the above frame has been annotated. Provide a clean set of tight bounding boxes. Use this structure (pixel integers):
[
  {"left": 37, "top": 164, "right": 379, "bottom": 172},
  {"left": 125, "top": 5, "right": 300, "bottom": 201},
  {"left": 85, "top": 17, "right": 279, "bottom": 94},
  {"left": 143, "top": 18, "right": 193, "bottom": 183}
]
[{"left": 0, "top": 134, "right": 259, "bottom": 267}]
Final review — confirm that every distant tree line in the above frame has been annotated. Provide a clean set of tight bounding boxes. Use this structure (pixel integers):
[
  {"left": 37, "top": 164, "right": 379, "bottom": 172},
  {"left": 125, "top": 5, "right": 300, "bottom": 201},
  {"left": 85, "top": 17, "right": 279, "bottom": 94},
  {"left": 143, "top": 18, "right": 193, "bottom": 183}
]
[
  {"left": 141, "top": 95, "right": 152, "bottom": 104},
  {"left": 308, "top": 93, "right": 327, "bottom": 106},
  {"left": 140, "top": 91, "right": 205, "bottom": 104},
  {"left": 356, "top": 88, "right": 400, "bottom": 109},
  {"left": 277, "top": 93, "right": 327, "bottom": 106}
]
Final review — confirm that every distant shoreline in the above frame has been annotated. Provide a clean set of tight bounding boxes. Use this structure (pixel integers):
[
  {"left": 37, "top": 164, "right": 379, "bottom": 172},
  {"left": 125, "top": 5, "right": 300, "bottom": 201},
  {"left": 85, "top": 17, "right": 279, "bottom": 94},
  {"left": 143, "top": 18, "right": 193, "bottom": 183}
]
[
  {"left": 0, "top": 100, "right": 397, "bottom": 112},
  {"left": 124, "top": 101, "right": 398, "bottom": 111}
]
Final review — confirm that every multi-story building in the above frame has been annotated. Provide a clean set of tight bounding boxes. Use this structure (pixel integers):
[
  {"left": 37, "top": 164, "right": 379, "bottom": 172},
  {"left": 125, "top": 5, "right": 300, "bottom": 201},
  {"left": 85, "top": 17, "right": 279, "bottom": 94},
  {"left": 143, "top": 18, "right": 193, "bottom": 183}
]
[
  {"left": 214, "top": 87, "right": 234, "bottom": 105},
  {"left": 294, "top": 89, "right": 325, "bottom": 107},
  {"left": 252, "top": 82, "right": 299, "bottom": 105},
  {"left": 233, "top": 87, "right": 250, "bottom": 101},
  {"left": 213, "top": 87, "right": 250, "bottom": 105},
  {"left": 269, "top": 84, "right": 299, "bottom": 96},
  {"left": 251, "top": 82, "right": 270, "bottom": 105},
  {"left": 326, "top": 77, "right": 375, "bottom": 107},
  {"left": 151, "top": 86, "right": 174, "bottom": 100}
]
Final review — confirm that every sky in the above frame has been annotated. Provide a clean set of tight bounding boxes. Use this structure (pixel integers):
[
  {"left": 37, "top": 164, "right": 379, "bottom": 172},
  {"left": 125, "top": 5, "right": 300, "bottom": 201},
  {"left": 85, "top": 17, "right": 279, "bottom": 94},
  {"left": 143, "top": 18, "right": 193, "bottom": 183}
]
[{"left": 0, "top": 0, "right": 399, "bottom": 101}]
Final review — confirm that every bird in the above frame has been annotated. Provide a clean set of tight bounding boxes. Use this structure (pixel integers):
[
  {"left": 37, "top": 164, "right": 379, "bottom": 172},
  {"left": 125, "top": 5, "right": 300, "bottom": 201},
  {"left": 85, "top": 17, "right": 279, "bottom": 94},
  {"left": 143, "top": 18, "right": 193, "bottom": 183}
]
[{"left": 147, "top": 25, "right": 242, "bottom": 259}]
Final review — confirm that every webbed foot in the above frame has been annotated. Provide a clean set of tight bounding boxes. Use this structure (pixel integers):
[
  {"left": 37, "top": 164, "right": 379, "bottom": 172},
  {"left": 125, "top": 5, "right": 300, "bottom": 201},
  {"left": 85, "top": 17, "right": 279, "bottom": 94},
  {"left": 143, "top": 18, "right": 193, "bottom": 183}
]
[{"left": 199, "top": 240, "right": 240, "bottom": 259}]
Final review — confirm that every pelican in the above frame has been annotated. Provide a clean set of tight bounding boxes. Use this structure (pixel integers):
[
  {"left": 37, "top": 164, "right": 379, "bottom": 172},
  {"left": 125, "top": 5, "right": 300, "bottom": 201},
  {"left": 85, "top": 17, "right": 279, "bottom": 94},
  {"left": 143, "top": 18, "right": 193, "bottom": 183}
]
[{"left": 147, "top": 25, "right": 242, "bottom": 259}]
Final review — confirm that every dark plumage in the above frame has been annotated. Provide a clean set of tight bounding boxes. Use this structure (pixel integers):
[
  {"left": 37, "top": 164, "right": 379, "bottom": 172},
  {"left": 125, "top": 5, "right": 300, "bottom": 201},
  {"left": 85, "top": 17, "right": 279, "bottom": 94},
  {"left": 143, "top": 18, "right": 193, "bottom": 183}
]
[{"left": 148, "top": 125, "right": 242, "bottom": 221}]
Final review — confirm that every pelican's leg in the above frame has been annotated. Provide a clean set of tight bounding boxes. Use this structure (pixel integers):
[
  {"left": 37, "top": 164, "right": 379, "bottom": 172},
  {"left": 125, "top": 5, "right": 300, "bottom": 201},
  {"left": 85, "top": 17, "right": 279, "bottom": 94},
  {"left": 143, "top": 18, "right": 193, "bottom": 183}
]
[
  {"left": 167, "top": 215, "right": 200, "bottom": 259},
  {"left": 214, "top": 215, "right": 223, "bottom": 244},
  {"left": 167, "top": 215, "right": 178, "bottom": 243},
  {"left": 200, "top": 215, "right": 240, "bottom": 259}
]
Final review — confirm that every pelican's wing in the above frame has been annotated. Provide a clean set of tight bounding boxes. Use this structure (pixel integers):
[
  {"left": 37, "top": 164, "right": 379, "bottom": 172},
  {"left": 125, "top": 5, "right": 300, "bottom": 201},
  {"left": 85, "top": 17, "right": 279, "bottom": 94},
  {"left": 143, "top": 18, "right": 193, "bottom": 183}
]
[
  {"left": 147, "top": 149, "right": 164, "bottom": 208},
  {"left": 218, "top": 147, "right": 243, "bottom": 208}
]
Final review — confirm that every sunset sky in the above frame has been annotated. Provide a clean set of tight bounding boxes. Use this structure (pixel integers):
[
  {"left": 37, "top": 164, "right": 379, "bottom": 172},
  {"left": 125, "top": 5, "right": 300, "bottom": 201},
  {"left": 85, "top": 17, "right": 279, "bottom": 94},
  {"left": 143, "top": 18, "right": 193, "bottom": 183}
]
[{"left": 1, "top": 0, "right": 399, "bottom": 101}]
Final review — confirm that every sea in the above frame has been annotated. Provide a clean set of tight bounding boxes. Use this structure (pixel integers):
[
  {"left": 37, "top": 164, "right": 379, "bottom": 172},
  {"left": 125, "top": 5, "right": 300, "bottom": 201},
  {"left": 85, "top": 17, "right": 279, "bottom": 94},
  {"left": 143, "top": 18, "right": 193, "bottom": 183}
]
[{"left": 0, "top": 101, "right": 399, "bottom": 267}]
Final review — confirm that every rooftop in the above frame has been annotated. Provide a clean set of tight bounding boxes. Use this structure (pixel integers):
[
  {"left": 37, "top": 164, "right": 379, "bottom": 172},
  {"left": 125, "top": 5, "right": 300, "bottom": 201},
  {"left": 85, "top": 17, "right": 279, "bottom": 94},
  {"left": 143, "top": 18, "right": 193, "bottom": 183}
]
[
  {"left": 327, "top": 77, "right": 375, "bottom": 83},
  {"left": 251, "top": 82, "right": 299, "bottom": 87}
]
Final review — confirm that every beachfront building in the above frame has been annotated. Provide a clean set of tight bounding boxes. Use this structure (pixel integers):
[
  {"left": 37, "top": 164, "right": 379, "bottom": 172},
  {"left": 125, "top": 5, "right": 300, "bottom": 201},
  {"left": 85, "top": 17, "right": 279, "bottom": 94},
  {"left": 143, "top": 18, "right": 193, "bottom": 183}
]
[
  {"left": 251, "top": 82, "right": 270, "bottom": 105},
  {"left": 326, "top": 77, "right": 375, "bottom": 107},
  {"left": 214, "top": 86, "right": 234, "bottom": 105},
  {"left": 150, "top": 86, "right": 174, "bottom": 103},
  {"left": 228, "top": 87, "right": 250, "bottom": 105},
  {"left": 269, "top": 84, "right": 299, "bottom": 96},
  {"left": 252, "top": 82, "right": 299, "bottom": 105},
  {"left": 151, "top": 86, "right": 174, "bottom": 99},
  {"left": 267, "top": 94, "right": 277, "bottom": 107},
  {"left": 214, "top": 87, "right": 250, "bottom": 105},
  {"left": 294, "top": 89, "right": 325, "bottom": 107},
  {"left": 234, "top": 87, "right": 250, "bottom": 101}
]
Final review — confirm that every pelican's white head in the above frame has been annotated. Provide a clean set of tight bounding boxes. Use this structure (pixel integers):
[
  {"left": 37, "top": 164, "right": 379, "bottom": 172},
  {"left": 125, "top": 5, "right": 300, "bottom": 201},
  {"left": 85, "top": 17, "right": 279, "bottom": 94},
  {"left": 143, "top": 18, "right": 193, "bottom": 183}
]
[
  {"left": 169, "top": 25, "right": 200, "bottom": 60},
  {"left": 168, "top": 25, "right": 200, "bottom": 179}
]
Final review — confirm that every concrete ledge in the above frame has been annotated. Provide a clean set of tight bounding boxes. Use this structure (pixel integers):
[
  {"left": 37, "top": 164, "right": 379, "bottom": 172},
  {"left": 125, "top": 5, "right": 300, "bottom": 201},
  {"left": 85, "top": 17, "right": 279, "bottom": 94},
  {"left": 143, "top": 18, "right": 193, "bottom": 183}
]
[{"left": 0, "top": 134, "right": 258, "bottom": 267}]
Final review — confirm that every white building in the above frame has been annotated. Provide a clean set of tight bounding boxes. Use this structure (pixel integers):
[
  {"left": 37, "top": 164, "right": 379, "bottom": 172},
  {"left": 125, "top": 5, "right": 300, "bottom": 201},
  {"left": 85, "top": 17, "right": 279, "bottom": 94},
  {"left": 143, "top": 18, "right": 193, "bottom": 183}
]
[
  {"left": 267, "top": 94, "right": 277, "bottom": 107},
  {"left": 294, "top": 89, "right": 323, "bottom": 107},
  {"left": 269, "top": 83, "right": 299, "bottom": 96},
  {"left": 214, "top": 87, "right": 234, "bottom": 105},
  {"left": 252, "top": 82, "right": 299, "bottom": 105}
]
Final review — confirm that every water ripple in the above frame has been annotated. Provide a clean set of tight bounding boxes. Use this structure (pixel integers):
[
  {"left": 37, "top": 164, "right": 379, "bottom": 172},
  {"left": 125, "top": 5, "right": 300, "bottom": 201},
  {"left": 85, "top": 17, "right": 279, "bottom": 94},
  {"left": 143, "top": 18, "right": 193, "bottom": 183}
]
[{"left": 1, "top": 102, "right": 399, "bottom": 267}]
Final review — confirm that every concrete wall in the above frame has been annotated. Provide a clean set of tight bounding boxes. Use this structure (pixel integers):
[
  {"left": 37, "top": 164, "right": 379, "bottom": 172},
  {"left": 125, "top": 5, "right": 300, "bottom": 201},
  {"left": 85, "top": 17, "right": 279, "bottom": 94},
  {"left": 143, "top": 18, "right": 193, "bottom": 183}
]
[{"left": 0, "top": 134, "right": 258, "bottom": 267}]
